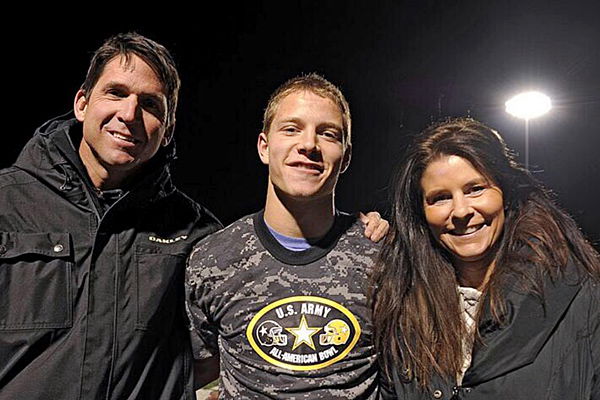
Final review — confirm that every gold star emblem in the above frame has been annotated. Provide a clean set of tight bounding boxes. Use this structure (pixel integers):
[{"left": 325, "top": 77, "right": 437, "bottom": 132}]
[{"left": 286, "top": 314, "right": 321, "bottom": 351}]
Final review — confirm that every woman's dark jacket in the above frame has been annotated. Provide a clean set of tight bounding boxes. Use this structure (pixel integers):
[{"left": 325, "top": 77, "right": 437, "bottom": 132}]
[
  {"left": 385, "top": 258, "right": 600, "bottom": 400},
  {"left": 0, "top": 116, "right": 221, "bottom": 399}
]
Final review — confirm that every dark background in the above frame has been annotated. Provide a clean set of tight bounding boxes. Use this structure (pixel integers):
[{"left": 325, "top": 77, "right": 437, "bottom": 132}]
[{"left": 3, "top": 1, "right": 600, "bottom": 246}]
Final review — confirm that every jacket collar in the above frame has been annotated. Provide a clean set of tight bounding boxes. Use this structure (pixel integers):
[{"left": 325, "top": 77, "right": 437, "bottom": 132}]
[
  {"left": 15, "top": 114, "right": 176, "bottom": 210},
  {"left": 463, "top": 261, "right": 583, "bottom": 385}
]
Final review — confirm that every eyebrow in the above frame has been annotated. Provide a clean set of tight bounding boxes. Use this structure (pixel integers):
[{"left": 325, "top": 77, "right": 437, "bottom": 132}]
[
  {"left": 275, "top": 118, "right": 342, "bottom": 130},
  {"left": 423, "top": 178, "right": 489, "bottom": 197},
  {"left": 317, "top": 121, "right": 343, "bottom": 132},
  {"left": 275, "top": 117, "right": 303, "bottom": 126},
  {"left": 101, "top": 81, "right": 166, "bottom": 100},
  {"left": 101, "top": 81, "right": 129, "bottom": 91}
]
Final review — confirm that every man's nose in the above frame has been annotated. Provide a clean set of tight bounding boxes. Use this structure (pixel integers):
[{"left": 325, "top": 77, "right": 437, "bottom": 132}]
[
  {"left": 298, "top": 130, "right": 318, "bottom": 154},
  {"left": 117, "top": 95, "right": 141, "bottom": 123}
]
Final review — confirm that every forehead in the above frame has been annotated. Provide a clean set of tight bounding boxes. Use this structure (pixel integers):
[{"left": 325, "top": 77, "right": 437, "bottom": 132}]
[
  {"left": 421, "top": 155, "right": 486, "bottom": 187},
  {"left": 95, "top": 54, "right": 165, "bottom": 94},
  {"left": 272, "top": 90, "right": 343, "bottom": 122}
]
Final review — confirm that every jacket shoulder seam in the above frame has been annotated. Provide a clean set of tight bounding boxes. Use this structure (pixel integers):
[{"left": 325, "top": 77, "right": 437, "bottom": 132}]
[{"left": 0, "top": 167, "right": 37, "bottom": 188}]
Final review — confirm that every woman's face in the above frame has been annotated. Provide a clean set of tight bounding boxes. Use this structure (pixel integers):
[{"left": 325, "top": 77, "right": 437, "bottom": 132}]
[{"left": 420, "top": 155, "right": 505, "bottom": 267}]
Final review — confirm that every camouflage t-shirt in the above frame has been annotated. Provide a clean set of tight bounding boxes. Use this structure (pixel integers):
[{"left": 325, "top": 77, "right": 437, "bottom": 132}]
[{"left": 185, "top": 210, "right": 379, "bottom": 399}]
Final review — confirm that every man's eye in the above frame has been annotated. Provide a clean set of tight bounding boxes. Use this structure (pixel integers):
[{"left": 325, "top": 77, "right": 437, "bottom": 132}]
[
  {"left": 107, "top": 89, "right": 126, "bottom": 97},
  {"left": 141, "top": 99, "right": 160, "bottom": 110},
  {"left": 321, "top": 131, "right": 338, "bottom": 139},
  {"left": 283, "top": 126, "right": 299, "bottom": 133}
]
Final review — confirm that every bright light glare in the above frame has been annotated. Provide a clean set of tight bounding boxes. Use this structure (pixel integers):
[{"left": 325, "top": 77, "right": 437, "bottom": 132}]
[{"left": 505, "top": 91, "right": 552, "bottom": 120}]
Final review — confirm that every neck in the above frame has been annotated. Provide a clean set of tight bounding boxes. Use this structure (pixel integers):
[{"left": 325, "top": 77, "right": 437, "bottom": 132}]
[
  {"left": 78, "top": 141, "right": 134, "bottom": 190},
  {"left": 454, "top": 253, "right": 497, "bottom": 290},
  {"left": 263, "top": 181, "right": 336, "bottom": 239}
]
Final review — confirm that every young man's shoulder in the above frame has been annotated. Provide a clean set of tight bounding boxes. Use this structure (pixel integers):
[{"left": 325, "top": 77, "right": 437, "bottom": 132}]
[
  {"left": 188, "top": 210, "right": 379, "bottom": 258},
  {"left": 187, "top": 212, "right": 259, "bottom": 276},
  {"left": 191, "top": 212, "right": 255, "bottom": 250},
  {"left": 335, "top": 211, "right": 381, "bottom": 249},
  {"left": 186, "top": 210, "right": 380, "bottom": 283}
]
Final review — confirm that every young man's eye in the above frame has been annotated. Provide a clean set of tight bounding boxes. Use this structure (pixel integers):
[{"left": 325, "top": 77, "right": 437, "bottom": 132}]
[
  {"left": 319, "top": 131, "right": 341, "bottom": 141},
  {"left": 282, "top": 126, "right": 299, "bottom": 133}
]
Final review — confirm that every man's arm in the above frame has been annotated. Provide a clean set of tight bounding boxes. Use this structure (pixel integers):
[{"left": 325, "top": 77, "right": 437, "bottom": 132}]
[
  {"left": 186, "top": 242, "right": 222, "bottom": 391},
  {"left": 360, "top": 211, "right": 390, "bottom": 242}
]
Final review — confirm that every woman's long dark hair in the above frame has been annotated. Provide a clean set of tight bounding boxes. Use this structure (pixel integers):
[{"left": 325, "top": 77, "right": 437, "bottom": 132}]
[{"left": 371, "top": 118, "right": 600, "bottom": 388}]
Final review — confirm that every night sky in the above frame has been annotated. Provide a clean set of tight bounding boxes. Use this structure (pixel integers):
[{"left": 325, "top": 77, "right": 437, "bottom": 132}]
[{"left": 4, "top": 1, "right": 600, "bottom": 246}]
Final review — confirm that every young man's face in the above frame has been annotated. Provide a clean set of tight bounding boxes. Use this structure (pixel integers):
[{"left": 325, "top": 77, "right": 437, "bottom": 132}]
[
  {"left": 257, "top": 90, "right": 351, "bottom": 202},
  {"left": 74, "top": 54, "right": 170, "bottom": 178}
]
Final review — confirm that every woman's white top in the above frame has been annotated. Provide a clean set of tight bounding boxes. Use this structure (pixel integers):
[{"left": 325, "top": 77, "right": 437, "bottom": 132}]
[{"left": 457, "top": 286, "right": 482, "bottom": 385}]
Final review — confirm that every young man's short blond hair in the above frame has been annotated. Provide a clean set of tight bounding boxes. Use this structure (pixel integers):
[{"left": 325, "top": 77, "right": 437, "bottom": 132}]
[{"left": 262, "top": 73, "right": 351, "bottom": 148}]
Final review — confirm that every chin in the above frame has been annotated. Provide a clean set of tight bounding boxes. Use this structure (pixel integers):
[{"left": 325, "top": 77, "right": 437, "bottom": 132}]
[
  {"left": 454, "top": 254, "right": 488, "bottom": 263},
  {"left": 284, "top": 185, "right": 324, "bottom": 198},
  {"left": 449, "top": 245, "right": 496, "bottom": 264}
]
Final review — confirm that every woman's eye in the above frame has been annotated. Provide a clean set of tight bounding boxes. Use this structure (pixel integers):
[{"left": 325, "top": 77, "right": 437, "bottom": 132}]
[
  {"left": 468, "top": 185, "right": 486, "bottom": 194},
  {"left": 430, "top": 194, "right": 451, "bottom": 204}
]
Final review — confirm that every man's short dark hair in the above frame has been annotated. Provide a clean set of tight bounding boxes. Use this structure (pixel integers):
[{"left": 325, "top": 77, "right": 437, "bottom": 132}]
[{"left": 81, "top": 32, "right": 180, "bottom": 135}]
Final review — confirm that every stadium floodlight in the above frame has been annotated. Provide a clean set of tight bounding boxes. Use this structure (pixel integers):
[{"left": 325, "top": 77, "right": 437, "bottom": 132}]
[
  {"left": 505, "top": 91, "right": 552, "bottom": 169},
  {"left": 505, "top": 91, "right": 552, "bottom": 120}
]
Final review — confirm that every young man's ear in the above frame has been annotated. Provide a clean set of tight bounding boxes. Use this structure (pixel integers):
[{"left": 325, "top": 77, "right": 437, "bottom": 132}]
[
  {"left": 340, "top": 144, "right": 352, "bottom": 174},
  {"left": 257, "top": 132, "right": 270, "bottom": 165},
  {"left": 74, "top": 90, "right": 88, "bottom": 122}
]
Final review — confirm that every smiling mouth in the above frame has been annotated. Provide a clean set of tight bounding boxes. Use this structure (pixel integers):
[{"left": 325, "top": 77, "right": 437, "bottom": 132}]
[
  {"left": 449, "top": 224, "right": 485, "bottom": 236},
  {"left": 109, "top": 131, "right": 139, "bottom": 144},
  {"left": 288, "top": 162, "right": 324, "bottom": 173}
]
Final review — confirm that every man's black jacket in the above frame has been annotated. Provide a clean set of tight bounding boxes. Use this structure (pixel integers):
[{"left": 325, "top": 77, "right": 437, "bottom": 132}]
[{"left": 0, "top": 116, "right": 220, "bottom": 399}]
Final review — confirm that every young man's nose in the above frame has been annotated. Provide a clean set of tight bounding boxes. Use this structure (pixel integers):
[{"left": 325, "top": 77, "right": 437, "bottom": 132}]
[{"left": 297, "top": 131, "right": 321, "bottom": 160}]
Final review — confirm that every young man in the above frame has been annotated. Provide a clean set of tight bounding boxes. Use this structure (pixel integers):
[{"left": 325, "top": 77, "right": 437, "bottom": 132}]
[
  {"left": 0, "top": 33, "right": 220, "bottom": 399},
  {"left": 186, "top": 74, "right": 380, "bottom": 399}
]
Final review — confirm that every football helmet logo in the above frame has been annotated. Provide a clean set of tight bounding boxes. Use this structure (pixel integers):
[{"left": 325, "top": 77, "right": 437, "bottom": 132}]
[
  {"left": 319, "top": 319, "right": 350, "bottom": 345},
  {"left": 256, "top": 320, "right": 288, "bottom": 346}
]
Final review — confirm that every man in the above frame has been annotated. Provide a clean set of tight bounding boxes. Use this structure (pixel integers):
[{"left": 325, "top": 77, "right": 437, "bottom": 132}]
[
  {"left": 0, "top": 33, "right": 221, "bottom": 399},
  {"left": 186, "top": 74, "right": 381, "bottom": 399}
]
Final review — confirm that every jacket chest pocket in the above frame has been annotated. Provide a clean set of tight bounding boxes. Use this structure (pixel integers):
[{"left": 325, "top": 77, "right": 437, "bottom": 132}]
[
  {"left": 135, "top": 244, "right": 186, "bottom": 331},
  {"left": 0, "top": 232, "right": 73, "bottom": 330}
]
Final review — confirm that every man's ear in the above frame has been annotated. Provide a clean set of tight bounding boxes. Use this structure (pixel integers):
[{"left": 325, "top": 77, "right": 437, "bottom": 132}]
[
  {"left": 340, "top": 144, "right": 352, "bottom": 174},
  {"left": 74, "top": 90, "right": 88, "bottom": 122},
  {"left": 257, "top": 132, "right": 269, "bottom": 165},
  {"left": 162, "top": 122, "right": 175, "bottom": 146}
]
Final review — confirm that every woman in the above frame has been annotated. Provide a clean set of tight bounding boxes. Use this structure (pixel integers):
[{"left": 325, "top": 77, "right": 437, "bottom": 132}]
[{"left": 372, "top": 118, "right": 599, "bottom": 399}]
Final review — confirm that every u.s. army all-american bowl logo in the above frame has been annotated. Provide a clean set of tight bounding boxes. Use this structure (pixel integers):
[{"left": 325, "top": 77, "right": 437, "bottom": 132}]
[{"left": 246, "top": 296, "right": 361, "bottom": 371}]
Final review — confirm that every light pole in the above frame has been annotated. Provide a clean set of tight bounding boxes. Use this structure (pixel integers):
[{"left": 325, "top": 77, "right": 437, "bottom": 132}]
[{"left": 505, "top": 91, "right": 552, "bottom": 170}]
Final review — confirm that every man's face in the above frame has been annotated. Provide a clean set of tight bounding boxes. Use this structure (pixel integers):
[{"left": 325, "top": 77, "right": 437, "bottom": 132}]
[
  {"left": 257, "top": 90, "right": 351, "bottom": 202},
  {"left": 74, "top": 54, "right": 169, "bottom": 179}
]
